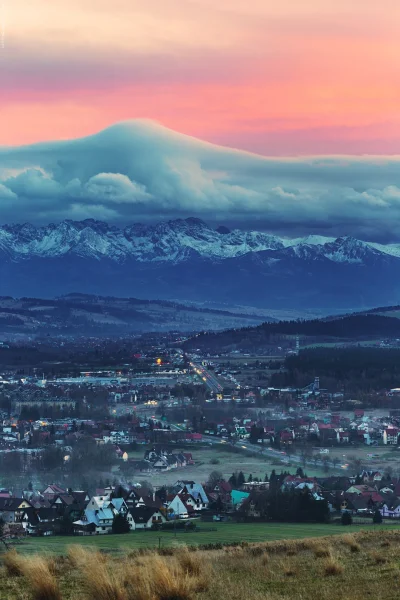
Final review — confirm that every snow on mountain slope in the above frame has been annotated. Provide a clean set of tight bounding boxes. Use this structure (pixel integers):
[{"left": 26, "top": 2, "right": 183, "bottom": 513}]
[
  {"left": 282, "top": 235, "right": 336, "bottom": 247},
  {"left": 0, "top": 218, "right": 285, "bottom": 263},
  {"left": 369, "top": 242, "right": 400, "bottom": 259},
  {"left": 0, "top": 217, "right": 397, "bottom": 266}
]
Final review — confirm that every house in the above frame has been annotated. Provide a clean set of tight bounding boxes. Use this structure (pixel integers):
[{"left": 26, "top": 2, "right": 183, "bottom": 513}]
[
  {"left": 107, "top": 431, "right": 131, "bottom": 445},
  {"left": 240, "top": 492, "right": 264, "bottom": 518},
  {"left": 383, "top": 428, "right": 399, "bottom": 445},
  {"left": 231, "top": 490, "right": 250, "bottom": 509},
  {"left": 50, "top": 494, "right": 77, "bottom": 512},
  {"left": 336, "top": 431, "right": 350, "bottom": 443},
  {"left": 130, "top": 460, "right": 153, "bottom": 473},
  {"left": 211, "top": 481, "right": 232, "bottom": 505},
  {"left": 0, "top": 498, "right": 33, "bottom": 523},
  {"left": 122, "top": 488, "right": 142, "bottom": 507},
  {"left": 74, "top": 508, "right": 114, "bottom": 534},
  {"left": 86, "top": 494, "right": 111, "bottom": 511},
  {"left": 71, "top": 491, "right": 90, "bottom": 505},
  {"left": 105, "top": 498, "right": 128, "bottom": 517},
  {"left": 42, "top": 484, "right": 67, "bottom": 500},
  {"left": 167, "top": 494, "right": 192, "bottom": 519},
  {"left": 19, "top": 507, "right": 60, "bottom": 535},
  {"left": 128, "top": 507, "right": 166, "bottom": 530},
  {"left": 341, "top": 492, "right": 381, "bottom": 514},
  {"left": 175, "top": 481, "right": 209, "bottom": 510},
  {"left": 380, "top": 497, "right": 400, "bottom": 518},
  {"left": 345, "top": 485, "right": 376, "bottom": 495}
]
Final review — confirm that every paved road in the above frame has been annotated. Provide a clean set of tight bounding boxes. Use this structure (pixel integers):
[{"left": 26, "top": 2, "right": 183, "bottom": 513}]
[{"left": 189, "top": 361, "right": 223, "bottom": 393}]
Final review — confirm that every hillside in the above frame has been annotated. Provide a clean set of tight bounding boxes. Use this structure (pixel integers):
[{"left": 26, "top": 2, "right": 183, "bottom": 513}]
[
  {"left": 0, "top": 294, "right": 268, "bottom": 336},
  {"left": 1, "top": 529, "right": 399, "bottom": 600},
  {"left": 184, "top": 312, "right": 400, "bottom": 353}
]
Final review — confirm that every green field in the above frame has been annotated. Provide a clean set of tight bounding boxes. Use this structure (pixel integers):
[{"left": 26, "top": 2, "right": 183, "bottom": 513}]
[{"left": 13, "top": 522, "right": 400, "bottom": 555}]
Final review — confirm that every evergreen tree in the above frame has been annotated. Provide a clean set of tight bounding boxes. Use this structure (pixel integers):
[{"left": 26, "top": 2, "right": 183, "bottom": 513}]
[
  {"left": 248, "top": 473, "right": 253, "bottom": 483},
  {"left": 228, "top": 472, "right": 238, "bottom": 487},
  {"left": 341, "top": 511, "right": 353, "bottom": 526},
  {"left": 373, "top": 509, "right": 383, "bottom": 524},
  {"left": 112, "top": 513, "right": 130, "bottom": 534},
  {"left": 237, "top": 471, "right": 245, "bottom": 486},
  {"left": 59, "top": 515, "right": 74, "bottom": 535}
]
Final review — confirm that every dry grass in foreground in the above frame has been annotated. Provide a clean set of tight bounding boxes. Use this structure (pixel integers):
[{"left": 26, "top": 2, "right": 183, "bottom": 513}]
[{"left": 2, "top": 530, "right": 400, "bottom": 600}]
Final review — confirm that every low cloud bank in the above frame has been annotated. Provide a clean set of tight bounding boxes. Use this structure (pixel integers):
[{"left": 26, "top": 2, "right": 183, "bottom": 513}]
[{"left": 1, "top": 120, "right": 400, "bottom": 241}]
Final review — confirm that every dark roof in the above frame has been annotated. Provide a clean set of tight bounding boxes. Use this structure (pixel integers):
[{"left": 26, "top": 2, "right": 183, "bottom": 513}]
[
  {"left": 43, "top": 484, "right": 66, "bottom": 495},
  {"left": 71, "top": 491, "right": 89, "bottom": 504},
  {"left": 51, "top": 494, "right": 76, "bottom": 506},
  {"left": 129, "top": 506, "right": 161, "bottom": 523},
  {"left": 0, "top": 497, "right": 31, "bottom": 511},
  {"left": 142, "top": 497, "right": 163, "bottom": 509},
  {"left": 130, "top": 460, "right": 152, "bottom": 470},
  {"left": 21, "top": 507, "right": 39, "bottom": 525},
  {"left": 37, "top": 507, "right": 59, "bottom": 521},
  {"left": 214, "top": 481, "right": 232, "bottom": 493},
  {"left": 381, "top": 495, "right": 400, "bottom": 510}
]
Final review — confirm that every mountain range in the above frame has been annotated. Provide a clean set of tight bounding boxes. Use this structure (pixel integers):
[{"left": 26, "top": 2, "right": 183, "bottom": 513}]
[{"left": 1, "top": 217, "right": 400, "bottom": 310}]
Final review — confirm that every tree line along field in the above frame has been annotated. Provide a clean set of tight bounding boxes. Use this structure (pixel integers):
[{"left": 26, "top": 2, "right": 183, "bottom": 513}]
[{"left": 12, "top": 522, "right": 400, "bottom": 555}]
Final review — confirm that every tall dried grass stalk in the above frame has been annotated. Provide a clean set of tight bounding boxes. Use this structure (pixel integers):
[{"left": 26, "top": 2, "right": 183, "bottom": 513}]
[{"left": 20, "top": 555, "right": 62, "bottom": 600}]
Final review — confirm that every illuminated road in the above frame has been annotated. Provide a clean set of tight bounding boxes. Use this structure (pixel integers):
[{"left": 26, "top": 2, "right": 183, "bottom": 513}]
[{"left": 189, "top": 360, "right": 223, "bottom": 393}]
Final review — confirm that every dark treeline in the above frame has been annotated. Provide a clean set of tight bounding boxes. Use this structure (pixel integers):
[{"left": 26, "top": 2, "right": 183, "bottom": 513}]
[
  {"left": 270, "top": 347, "right": 400, "bottom": 392},
  {"left": 184, "top": 314, "right": 400, "bottom": 352},
  {"left": 239, "top": 487, "right": 330, "bottom": 523}
]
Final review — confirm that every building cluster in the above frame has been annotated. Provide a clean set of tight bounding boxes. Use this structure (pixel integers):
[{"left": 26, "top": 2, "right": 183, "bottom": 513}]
[
  {"left": 0, "top": 478, "right": 230, "bottom": 537},
  {"left": 200, "top": 408, "right": 400, "bottom": 448},
  {"left": 4, "top": 466, "right": 400, "bottom": 539},
  {"left": 222, "top": 471, "right": 400, "bottom": 521}
]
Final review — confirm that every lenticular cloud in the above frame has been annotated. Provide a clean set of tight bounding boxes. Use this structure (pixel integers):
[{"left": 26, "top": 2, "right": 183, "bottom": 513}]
[{"left": 1, "top": 119, "right": 400, "bottom": 242}]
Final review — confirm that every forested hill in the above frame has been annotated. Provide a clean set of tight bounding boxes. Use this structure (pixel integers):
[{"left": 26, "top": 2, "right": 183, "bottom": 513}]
[{"left": 184, "top": 314, "right": 400, "bottom": 353}]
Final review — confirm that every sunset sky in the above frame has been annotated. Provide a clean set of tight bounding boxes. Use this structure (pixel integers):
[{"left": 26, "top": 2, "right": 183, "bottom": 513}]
[{"left": 2, "top": 0, "right": 400, "bottom": 154}]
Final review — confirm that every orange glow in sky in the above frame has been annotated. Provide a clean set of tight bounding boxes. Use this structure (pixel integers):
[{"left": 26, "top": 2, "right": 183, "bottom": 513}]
[{"left": 1, "top": 0, "right": 400, "bottom": 154}]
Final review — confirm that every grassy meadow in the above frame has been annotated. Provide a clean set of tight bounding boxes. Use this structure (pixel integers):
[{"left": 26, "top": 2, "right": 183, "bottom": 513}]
[
  {"left": 2, "top": 529, "right": 400, "bottom": 599},
  {"left": 10, "top": 522, "right": 400, "bottom": 554}
]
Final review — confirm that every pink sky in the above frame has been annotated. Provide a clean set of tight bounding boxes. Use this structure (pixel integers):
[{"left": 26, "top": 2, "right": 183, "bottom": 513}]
[{"left": 1, "top": 0, "right": 400, "bottom": 154}]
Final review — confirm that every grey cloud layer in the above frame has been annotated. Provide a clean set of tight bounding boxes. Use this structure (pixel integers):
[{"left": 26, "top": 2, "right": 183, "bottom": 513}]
[{"left": 1, "top": 120, "right": 400, "bottom": 241}]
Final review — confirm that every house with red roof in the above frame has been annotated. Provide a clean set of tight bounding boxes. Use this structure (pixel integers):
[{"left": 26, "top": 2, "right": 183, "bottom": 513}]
[
  {"left": 383, "top": 428, "right": 399, "bottom": 445},
  {"left": 336, "top": 431, "right": 350, "bottom": 443}
]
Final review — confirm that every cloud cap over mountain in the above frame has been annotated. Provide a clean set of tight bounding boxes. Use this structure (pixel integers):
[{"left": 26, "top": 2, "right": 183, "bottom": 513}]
[{"left": 1, "top": 120, "right": 400, "bottom": 242}]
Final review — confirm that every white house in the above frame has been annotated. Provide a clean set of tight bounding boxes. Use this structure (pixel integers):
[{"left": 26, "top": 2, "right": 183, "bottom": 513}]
[
  {"left": 380, "top": 500, "right": 400, "bottom": 518},
  {"left": 86, "top": 494, "right": 111, "bottom": 511},
  {"left": 74, "top": 508, "right": 114, "bottom": 534},
  {"left": 128, "top": 507, "right": 166, "bottom": 530},
  {"left": 167, "top": 494, "right": 190, "bottom": 519}
]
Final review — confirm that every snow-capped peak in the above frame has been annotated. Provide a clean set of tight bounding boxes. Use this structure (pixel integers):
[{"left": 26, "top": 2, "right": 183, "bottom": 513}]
[{"left": 0, "top": 218, "right": 397, "bottom": 266}]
